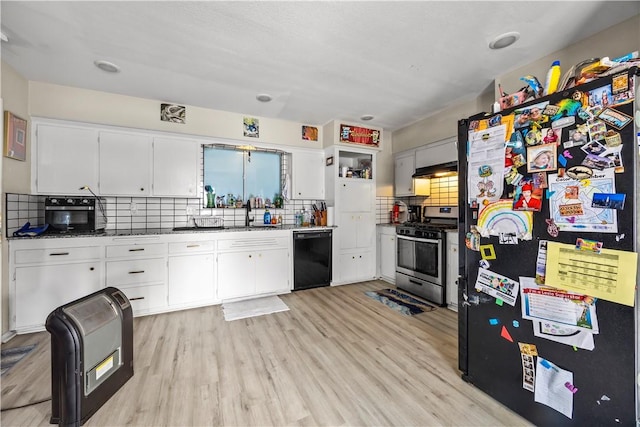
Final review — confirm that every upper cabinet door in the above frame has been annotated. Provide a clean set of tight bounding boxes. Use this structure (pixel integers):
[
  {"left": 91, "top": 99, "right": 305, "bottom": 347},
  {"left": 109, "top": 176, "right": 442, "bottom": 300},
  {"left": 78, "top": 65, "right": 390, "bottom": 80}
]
[
  {"left": 292, "top": 150, "right": 324, "bottom": 200},
  {"left": 415, "top": 138, "right": 457, "bottom": 168},
  {"left": 153, "top": 137, "right": 199, "bottom": 197},
  {"left": 99, "top": 131, "right": 152, "bottom": 196},
  {"left": 394, "top": 152, "right": 415, "bottom": 197},
  {"left": 36, "top": 124, "right": 99, "bottom": 195}
]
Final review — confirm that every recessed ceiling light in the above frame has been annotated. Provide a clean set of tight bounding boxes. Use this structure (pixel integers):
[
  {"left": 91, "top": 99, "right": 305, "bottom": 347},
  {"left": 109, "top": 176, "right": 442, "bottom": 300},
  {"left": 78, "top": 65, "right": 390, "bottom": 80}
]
[
  {"left": 256, "top": 94, "right": 272, "bottom": 103},
  {"left": 94, "top": 60, "right": 120, "bottom": 73},
  {"left": 489, "top": 31, "right": 520, "bottom": 50},
  {"left": 360, "top": 115, "right": 374, "bottom": 121}
]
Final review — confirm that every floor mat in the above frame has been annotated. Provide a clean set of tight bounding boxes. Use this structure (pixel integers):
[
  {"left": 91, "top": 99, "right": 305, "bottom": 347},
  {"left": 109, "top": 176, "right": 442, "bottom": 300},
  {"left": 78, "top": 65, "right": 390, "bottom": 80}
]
[
  {"left": 1, "top": 344, "right": 37, "bottom": 376},
  {"left": 365, "top": 288, "right": 437, "bottom": 315},
  {"left": 222, "top": 295, "right": 290, "bottom": 321}
]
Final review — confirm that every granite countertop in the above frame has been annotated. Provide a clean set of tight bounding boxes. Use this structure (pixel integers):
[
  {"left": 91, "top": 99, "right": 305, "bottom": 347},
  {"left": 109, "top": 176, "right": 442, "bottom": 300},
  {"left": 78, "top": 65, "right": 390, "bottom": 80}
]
[{"left": 8, "top": 225, "right": 336, "bottom": 240}]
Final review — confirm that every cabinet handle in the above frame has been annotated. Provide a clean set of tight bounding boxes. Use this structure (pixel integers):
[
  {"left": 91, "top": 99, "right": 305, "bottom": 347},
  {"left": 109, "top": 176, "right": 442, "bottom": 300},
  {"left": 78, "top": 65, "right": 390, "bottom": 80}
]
[
  {"left": 187, "top": 244, "right": 200, "bottom": 248},
  {"left": 129, "top": 270, "right": 145, "bottom": 274},
  {"left": 129, "top": 248, "right": 145, "bottom": 252},
  {"left": 49, "top": 252, "right": 70, "bottom": 256},
  {"left": 129, "top": 297, "right": 145, "bottom": 301}
]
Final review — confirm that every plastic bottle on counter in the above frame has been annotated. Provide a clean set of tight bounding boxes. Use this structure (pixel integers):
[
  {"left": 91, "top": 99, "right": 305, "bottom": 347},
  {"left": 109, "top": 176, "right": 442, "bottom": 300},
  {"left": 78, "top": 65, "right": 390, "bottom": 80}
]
[
  {"left": 544, "top": 60, "right": 561, "bottom": 96},
  {"left": 263, "top": 208, "right": 271, "bottom": 225}
]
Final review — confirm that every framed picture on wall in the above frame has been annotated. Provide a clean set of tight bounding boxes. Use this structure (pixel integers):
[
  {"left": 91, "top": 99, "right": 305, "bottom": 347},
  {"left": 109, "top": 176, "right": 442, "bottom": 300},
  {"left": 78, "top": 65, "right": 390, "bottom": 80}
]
[{"left": 4, "top": 111, "right": 27, "bottom": 161}]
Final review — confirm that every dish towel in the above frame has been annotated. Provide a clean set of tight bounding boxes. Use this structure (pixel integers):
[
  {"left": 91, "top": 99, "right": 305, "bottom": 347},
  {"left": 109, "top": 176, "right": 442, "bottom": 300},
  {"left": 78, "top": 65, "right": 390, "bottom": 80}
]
[{"left": 282, "top": 173, "right": 291, "bottom": 200}]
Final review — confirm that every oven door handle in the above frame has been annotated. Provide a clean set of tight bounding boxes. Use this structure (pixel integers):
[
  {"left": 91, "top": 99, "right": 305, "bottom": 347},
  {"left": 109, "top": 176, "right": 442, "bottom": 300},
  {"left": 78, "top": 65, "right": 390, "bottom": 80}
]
[{"left": 396, "top": 235, "right": 440, "bottom": 244}]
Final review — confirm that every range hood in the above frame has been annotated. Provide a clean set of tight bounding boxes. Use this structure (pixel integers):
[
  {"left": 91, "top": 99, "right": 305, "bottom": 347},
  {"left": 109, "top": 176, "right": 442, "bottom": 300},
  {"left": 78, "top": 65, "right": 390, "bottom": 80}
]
[{"left": 412, "top": 161, "right": 458, "bottom": 178}]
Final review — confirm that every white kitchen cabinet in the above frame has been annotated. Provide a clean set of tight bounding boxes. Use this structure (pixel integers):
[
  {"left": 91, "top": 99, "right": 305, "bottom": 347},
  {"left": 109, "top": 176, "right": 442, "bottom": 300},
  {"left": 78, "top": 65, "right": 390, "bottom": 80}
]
[
  {"left": 415, "top": 137, "right": 457, "bottom": 169},
  {"left": 99, "top": 130, "right": 152, "bottom": 196},
  {"left": 254, "top": 248, "right": 290, "bottom": 295},
  {"left": 34, "top": 123, "right": 99, "bottom": 195},
  {"left": 10, "top": 238, "right": 103, "bottom": 333},
  {"left": 153, "top": 136, "right": 199, "bottom": 197},
  {"left": 446, "top": 231, "right": 459, "bottom": 312},
  {"left": 377, "top": 225, "right": 396, "bottom": 284},
  {"left": 292, "top": 150, "right": 324, "bottom": 200},
  {"left": 105, "top": 238, "right": 168, "bottom": 316},
  {"left": 339, "top": 212, "right": 374, "bottom": 250},
  {"left": 395, "top": 151, "right": 430, "bottom": 197},
  {"left": 167, "top": 240, "right": 215, "bottom": 308},
  {"left": 338, "top": 180, "right": 373, "bottom": 212},
  {"left": 339, "top": 251, "right": 374, "bottom": 284},
  {"left": 323, "top": 145, "right": 377, "bottom": 285},
  {"left": 217, "top": 231, "right": 291, "bottom": 300}
]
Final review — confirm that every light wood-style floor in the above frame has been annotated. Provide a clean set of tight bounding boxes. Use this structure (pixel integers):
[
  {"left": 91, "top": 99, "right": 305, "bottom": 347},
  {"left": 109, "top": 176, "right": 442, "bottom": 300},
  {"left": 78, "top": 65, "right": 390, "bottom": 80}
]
[{"left": 1, "top": 281, "right": 532, "bottom": 426}]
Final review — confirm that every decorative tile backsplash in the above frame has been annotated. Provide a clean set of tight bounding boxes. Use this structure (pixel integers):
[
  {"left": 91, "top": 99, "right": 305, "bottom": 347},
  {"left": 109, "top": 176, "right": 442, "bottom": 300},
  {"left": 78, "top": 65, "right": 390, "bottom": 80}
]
[
  {"left": 5, "top": 193, "right": 325, "bottom": 237},
  {"left": 375, "top": 175, "right": 459, "bottom": 224},
  {"left": 5, "top": 177, "right": 459, "bottom": 234}
]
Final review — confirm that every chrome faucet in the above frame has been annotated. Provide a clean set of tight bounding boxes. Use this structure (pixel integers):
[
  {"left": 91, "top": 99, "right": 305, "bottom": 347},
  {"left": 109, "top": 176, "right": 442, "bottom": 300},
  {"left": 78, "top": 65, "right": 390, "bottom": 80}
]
[{"left": 245, "top": 202, "right": 254, "bottom": 227}]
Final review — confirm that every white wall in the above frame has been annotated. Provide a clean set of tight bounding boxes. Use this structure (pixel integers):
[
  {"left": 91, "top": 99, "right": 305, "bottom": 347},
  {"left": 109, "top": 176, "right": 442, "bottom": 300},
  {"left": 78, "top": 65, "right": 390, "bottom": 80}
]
[
  {"left": 1, "top": 62, "right": 29, "bottom": 337},
  {"left": 392, "top": 14, "right": 640, "bottom": 154},
  {"left": 496, "top": 15, "right": 640, "bottom": 102}
]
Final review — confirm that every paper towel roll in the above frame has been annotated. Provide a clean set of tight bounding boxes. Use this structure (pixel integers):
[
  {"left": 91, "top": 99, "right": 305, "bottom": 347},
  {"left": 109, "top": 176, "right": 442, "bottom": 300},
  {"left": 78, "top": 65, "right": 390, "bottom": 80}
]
[{"left": 327, "top": 207, "right": 335, "bottom": 226}]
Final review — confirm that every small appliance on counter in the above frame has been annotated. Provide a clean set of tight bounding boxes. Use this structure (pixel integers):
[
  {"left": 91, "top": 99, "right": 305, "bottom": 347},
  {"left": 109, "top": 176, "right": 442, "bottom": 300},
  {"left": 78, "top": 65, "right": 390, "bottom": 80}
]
[
  {"left": 45, "top": 196, "right": 106, "bottom": 233},
  {"left": 407, "top": 205, "right": 422, "bottom": 223},
  {"left": 391, "top": 201, "right": 407, "bottom": 224}
]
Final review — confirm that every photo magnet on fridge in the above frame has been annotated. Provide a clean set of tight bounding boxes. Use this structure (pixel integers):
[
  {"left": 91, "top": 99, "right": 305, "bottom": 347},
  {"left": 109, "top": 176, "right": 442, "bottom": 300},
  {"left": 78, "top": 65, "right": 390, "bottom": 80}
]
[{"left": 591, "top": 193, "right": 625, "bottom": 210}]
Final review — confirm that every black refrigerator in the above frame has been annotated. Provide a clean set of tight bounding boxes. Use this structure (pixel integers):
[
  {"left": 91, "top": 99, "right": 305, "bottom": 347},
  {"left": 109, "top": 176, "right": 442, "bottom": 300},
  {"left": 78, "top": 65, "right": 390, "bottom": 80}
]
[{"left": 457, "top": 67, "right": 639, "bottom": 425}]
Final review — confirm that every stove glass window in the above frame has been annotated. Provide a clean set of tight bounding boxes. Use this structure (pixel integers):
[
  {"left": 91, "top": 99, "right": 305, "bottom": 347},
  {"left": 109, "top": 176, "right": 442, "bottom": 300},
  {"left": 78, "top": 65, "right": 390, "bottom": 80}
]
[{"left": 415, "top": 240, "right": 439, "bottom": 278}]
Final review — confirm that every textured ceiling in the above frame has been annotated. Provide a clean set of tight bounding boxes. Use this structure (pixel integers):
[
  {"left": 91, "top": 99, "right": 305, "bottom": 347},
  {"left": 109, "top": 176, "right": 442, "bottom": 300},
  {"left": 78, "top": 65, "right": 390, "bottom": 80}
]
[{"left": 2, "top": 1, "right": 639, "bottom": 131}]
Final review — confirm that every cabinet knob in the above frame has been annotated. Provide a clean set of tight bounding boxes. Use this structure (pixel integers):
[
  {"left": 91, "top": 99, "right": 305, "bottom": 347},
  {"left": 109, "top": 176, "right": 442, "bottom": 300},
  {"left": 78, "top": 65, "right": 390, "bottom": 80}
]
[
  {"left": 249, "top": 254, "right": 252, "bottom": 258},
  {"left": 140, "top": 188, "right": 144, "bottom": 191},
  {"left": 90, "top": 267, "right": 95, "bottom": 271}
]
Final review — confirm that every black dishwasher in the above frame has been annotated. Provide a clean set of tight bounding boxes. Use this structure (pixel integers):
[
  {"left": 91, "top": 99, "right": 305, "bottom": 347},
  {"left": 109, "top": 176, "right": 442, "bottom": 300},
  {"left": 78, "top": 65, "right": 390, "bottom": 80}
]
[{"left": 293, "top": 230, "right": 332, "bottom": 290}]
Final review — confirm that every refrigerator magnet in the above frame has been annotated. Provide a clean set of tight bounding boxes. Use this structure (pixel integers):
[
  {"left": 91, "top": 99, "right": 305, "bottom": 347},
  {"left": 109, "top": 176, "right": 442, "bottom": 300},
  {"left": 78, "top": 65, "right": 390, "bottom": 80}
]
[
  {"left": 597, "top": 107, "right": 633, "bottom": 129},
  {"left": 479, "top": 244, "right": 496, "bottom": 260},
  {"left": 545, "top": 219, "right": 559, "bottom": 237},
  {"left": 575, "top": 238, "right": 603, "bottom": 254},
  {"left": 591, "top": 192, "right": 625, "bottom": 209}
]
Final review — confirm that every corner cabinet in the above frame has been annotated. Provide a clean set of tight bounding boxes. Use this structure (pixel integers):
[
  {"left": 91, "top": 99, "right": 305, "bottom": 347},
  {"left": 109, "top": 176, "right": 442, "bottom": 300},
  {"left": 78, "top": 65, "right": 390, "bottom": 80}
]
[
  {"left": 9, "top": 237, "right": 104, "bottom": 334},
  {"left": 325, "top": 145, "right": 377, "bottom": 285},
  {"left": 33, "top": 123, "right": 99, "bottom": 195}
]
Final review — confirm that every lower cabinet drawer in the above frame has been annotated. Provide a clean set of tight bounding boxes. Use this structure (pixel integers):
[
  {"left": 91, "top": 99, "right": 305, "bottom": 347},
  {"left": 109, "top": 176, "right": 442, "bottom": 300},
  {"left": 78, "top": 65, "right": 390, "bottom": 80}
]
[
  {"left": 106, "top": 258, "right": 165, "bottom": 286},
  {"left": 118, "top": 284, "right": 167, "bottom": 315},
  {"left": 14, "top": 246, "right": 102, "bottom": 264}
]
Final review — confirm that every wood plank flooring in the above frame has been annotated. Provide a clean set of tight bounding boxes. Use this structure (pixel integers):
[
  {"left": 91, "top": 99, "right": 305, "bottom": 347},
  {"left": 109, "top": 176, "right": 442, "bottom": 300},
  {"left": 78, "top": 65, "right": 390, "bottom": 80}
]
[{"left": 1, "top": 281, "right": 533, "bottom": 426}]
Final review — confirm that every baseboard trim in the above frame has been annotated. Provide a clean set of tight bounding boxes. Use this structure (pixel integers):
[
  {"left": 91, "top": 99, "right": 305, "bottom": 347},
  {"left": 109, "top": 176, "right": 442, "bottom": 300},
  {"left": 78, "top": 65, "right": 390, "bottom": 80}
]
[{"left": 2, "top": 330, "right": 17, "bottom": 343}]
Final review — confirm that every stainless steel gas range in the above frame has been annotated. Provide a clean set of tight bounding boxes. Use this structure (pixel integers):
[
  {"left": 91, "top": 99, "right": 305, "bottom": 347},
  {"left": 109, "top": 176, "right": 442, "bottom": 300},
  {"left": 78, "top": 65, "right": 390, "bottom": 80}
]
[{"left": 395, "top": 206, "right": 458, "bottom": 306}]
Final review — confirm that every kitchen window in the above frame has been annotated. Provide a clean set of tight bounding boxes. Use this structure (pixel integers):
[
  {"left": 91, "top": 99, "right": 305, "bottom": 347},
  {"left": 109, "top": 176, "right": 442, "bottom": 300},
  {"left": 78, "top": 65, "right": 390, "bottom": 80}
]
[{"left": 203, "top": 145, "right": 284, "bottom": 206}]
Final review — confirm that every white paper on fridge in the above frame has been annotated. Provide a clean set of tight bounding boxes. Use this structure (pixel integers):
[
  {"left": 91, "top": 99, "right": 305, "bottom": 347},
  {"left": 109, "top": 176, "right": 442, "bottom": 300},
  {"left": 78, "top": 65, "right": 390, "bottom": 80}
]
[
  {"left": 532, "top": 320, "right": 595, "bottom": 351},
  {"left": 534, "top": 357, "right": 574, "bottom": 419},
  {"left": 474, "top": 268, "right": 519, "bottom": 306},
  {"left": 467, "top": 125, "right": 506, "bottom": 208},
  {"left": 519, "top": 277, "right": 599, "bottom": 334}
]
